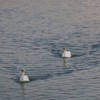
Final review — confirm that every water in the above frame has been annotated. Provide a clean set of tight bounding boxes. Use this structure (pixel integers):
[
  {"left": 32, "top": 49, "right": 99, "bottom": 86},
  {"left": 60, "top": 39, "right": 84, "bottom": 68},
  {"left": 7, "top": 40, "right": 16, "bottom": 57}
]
[{"left": 0, "top": 0, "right": 100, "bottom": 100}]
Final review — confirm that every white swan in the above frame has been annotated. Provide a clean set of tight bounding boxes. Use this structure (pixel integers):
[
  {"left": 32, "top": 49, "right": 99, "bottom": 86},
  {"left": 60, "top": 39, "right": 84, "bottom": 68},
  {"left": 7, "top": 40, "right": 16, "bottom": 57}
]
[
  {"left": 62, "top": 48, "right": 72, "bottom": 58},
  {"left": 20, "top": 68, "right": 30, "bottom": 82}
]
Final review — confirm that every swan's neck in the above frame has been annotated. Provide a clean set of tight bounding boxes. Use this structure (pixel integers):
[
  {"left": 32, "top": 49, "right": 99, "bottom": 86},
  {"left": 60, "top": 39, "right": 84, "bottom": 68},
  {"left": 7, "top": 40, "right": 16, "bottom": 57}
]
[{"left": 21, "top": 72, "right": 25, "bottom": 76}]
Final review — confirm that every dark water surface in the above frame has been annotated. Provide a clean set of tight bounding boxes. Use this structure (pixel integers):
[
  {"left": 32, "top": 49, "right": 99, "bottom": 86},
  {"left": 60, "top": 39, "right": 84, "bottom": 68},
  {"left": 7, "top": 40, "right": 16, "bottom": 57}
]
[{"left": 0, "top": 0, "right": 100, "bottom": 100}]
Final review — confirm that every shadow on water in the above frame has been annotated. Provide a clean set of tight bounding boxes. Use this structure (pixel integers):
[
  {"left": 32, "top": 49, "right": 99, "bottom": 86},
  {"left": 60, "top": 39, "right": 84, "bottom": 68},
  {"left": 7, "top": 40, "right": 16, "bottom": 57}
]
[
  {"left": 14, "top": 60, "right": 74, "bottom": 83},
  {"left": 14, "top": 58, "right": 75, "bottom": 83},
  {"left": 14, "top": 74, "right": 52, "bottom": 83},
  {"left": 29, "top": 74, "right": 53, "bottom": 82}
]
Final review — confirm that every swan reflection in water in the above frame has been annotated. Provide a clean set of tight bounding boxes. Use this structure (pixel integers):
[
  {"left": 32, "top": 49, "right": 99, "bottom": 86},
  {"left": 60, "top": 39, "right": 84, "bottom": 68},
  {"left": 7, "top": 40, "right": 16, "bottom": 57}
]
[
  {"left": 63, "top": 57, "right": 69, "bottom": 67},
  {"left": 20, "top": 83, "right": 26, "bottom": 99},
  {"left": 62, "top": 56, "right": 75, "bottom": 74}
]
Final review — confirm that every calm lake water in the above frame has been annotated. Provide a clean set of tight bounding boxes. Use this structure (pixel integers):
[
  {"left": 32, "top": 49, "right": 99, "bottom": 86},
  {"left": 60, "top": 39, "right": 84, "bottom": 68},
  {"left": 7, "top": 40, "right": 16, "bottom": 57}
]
[{"left": 0, "top": 0, "right": 100, "bottom": 100}]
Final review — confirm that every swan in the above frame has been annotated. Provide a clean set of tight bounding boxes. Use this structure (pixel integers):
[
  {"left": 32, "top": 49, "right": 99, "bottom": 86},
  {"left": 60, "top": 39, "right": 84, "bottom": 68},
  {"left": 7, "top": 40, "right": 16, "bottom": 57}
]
[
  {"left": 62, "top": 48, "right": 72, "bottom": 58},
  {"left": 20, "top": 68, "right": 30, "bottom": 82}
]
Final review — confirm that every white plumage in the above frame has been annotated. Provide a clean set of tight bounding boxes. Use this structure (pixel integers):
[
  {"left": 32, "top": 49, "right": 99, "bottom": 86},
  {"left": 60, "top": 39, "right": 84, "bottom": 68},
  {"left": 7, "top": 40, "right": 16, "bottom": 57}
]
[
  {"left": 20, "top": 68, "right": 30, "bottom": 82},
  {"left": 62, "top": 48, "right": 72, "bottom": 58}
]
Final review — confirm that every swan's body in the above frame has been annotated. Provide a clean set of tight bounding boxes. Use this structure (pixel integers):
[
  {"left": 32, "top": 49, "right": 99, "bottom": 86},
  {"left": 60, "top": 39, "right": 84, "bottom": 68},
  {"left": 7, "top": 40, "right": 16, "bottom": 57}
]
[
  {"left": 62, "top": 48, "right": 72, "bottom": 58},
  {"left": 20, "top": 69, "right": 29, "bottom": 82}
]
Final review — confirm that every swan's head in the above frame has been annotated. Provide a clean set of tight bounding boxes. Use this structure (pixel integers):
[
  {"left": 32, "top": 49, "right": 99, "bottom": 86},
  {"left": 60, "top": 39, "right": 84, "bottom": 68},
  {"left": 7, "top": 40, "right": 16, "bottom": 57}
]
[
  {"left": 63, "top": 48, "right": 70, "bottom": 51},
  {"left": 21, "top": 68, "right": 25, "bottom": 75},
  {"left": 21, "top": 68, "right": 25, "bottom": 72},
  {"left": 63, "top": 48, "right": 67, "bottom": 51}
]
